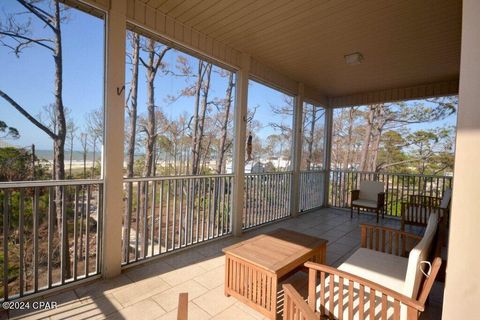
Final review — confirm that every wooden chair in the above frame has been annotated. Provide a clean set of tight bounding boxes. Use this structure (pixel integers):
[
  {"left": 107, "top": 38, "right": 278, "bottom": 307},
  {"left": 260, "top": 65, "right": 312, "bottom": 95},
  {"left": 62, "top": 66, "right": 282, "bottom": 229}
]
[
  {"left": 283, "top": 257, "right": 441, "bottom": 320},
  {"left": 401, "top": 188, "right": 452, "bottom": 230},
  {"left": 283, "top": 214, "right": 442, "bottom": 320},
  {"left": 351, "top": 180, "right": 386, "bottom": 223},
  {"left": 177, "top": 293, "right": 188, "bottom": 320}
]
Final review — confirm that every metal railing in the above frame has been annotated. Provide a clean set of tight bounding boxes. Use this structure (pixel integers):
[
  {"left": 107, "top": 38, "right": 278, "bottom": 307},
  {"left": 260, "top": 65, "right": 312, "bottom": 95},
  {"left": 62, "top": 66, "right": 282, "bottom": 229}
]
[
  {"left": 0, "top": 180, "right": 103, "bottom": 302},
  {"left": 122, "top": 174, "right": 233, "bottom": 265},
  {"left": 329, "top": 170, "right": 453, "bottom": 216},
  {"left": 299, "top": 170, "right": 325, "bottom": 212},
  {"left": 243, "top": 172, "right": 292, "bottom": 229}
]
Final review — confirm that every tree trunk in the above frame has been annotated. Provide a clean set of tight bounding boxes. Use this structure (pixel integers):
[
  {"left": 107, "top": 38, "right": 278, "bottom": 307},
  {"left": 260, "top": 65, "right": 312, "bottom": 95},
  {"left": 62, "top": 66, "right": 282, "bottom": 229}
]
[
  {"left": 69, "top": 136, "right": 74, "bottom": 178},
  {"left": 126, "top": 33, "right": 140, "bottom": 178},
  {"left": 216, "top": 72, "right": 234, "bottom": 174},
  {"left": 193, "top": 63, "right": 212, "bottom": 175},
  {"left": 91, "top": 136, "right": 97, "bottom": 178},
  {"left": 191, "top": 62, "right": 205, "bottom": 175},
  {"left": 143, "top": 39, "right": 157, "bottom": 178},
  {"left": 306, "top": 105, "right": 317, "bottom": 170},
  {"left": 358, "top": 107, "right": 374, "bottom": 171},
  {"left": 0, "top": 0, "right": 70, "bottom": 277},
  {"left": 52, "top": 0, "right": 70, "bottom": 279},
  {"left": 370, "top": 130, "right": 382, "bottom": 172},
  {"left": 83, "top": 147, "right": 87, "bottom": 178},
  {"left": 342, "top": 108, "right": 355, "bottom": 170},
  {"left": 124, "top": 33, "right": 140, "bottom": 259}
]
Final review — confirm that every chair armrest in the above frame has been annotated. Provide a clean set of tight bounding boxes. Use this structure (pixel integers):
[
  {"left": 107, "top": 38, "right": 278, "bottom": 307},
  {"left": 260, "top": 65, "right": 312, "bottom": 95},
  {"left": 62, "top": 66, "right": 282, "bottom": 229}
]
[
  {"left": 282, "top": 284, "right": 319, "bottom": 320},
  {"left": 304, "top": 261, "right": 424, "bottom": 319},
  {"left": 377, "top": 192, "right": 385, "bottom": 208},
  {"left": 360, "top": 223, "right": 422, "bottom": 256},
  {"left": 351, "top": 189, "right": 360, "bottom": 201},
  {"left": 177, "top": 293, "right": 188, "bottom": 320}
]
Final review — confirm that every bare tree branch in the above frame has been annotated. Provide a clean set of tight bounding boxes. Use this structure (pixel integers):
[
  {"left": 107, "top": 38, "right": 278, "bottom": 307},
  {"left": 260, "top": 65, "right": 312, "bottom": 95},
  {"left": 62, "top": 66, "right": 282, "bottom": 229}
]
[
  {"left": 0, "top": 31, "right": 54, "bottom": 53},
  {"left": 0, "top": 89, "right": 57, "bottom": 140},
  {"left": 17, "top": 0, "right": 55, "bottom": 31}
]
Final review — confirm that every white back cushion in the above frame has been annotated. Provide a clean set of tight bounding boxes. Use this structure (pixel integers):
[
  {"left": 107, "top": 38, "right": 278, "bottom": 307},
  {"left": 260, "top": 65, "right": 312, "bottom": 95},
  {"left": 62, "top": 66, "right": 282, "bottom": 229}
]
[
  {"left": 440, "top": 188, "right": 452, "bottom": 210},
  {"left": 403, "top": 212, "right": 438, "bottom": 298},
  {"left": 359, "top": 181, "right": 385, "bottom": 201}
]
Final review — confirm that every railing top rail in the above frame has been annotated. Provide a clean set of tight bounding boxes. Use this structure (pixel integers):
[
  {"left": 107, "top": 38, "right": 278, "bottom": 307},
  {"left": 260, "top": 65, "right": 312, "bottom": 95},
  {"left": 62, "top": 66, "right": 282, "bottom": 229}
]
[
  {"left": 330, "top": 169, "right": 453, "bottom": 179},
  {"left": 300, "top": 170, "right": 325, "bottom": 173},
  {"left": 245, "top": 171, "right": 292, "bottom": 176},
  {"left": 124, "top": 173, "right": 234, "bottom": 182},
  {"left": 0, "top": 179, "right": 103, "bottom": 189}
]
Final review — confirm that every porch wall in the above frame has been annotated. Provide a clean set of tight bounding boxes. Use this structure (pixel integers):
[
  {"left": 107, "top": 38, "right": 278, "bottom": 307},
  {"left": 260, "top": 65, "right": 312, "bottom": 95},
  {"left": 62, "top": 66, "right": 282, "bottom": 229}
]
[
  {"left": 58, "top": 0, "right": 477, "bottom": 316},
  {"left": 443, "top": 0, "right": 480, "bottom": 318}
]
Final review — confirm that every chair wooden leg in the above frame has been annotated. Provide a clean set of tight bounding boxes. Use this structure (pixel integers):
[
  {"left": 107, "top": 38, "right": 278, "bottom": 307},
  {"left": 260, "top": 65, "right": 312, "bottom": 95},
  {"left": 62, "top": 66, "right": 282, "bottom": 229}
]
[
  {"left": 357, "top": 207, "right": 360, "bottom": 216},
  {"left": 376, "top": 209, "right": 379, "bottom": 223},
  {"left": 351, "top": 206, "right": 353, "bottom": 219}
]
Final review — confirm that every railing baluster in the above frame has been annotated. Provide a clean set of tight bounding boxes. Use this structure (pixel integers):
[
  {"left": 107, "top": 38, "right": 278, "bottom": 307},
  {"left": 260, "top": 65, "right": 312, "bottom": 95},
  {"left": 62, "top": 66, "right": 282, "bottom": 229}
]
[
  {"left": 256, "top": 174, "right": 260, "bottom": 225},
  {"left": 33, "top": 187, "right": 39, "bottom": 289},
  {"left": 151, "top": 181, "right": 156, "bottom": 256},
  {"left": 96, "top": 184, "right": 103, "bottom": 274},
  {"left": 19, "top": 189, "right": 25, "bottom": 296},
  {"left": 48, "top": 187, "right": 54, "bottom": 287},
  {"left": 172, "top": 179, "right": 177, "bottom": 249},
  {"left": 228, "top": 176, "right": 232, "bottom": 232},
  {"left": 219, "top": 177, "right": 223, "bottom": 235},
  {"left": 215, "top": 177, "right": 219, "bottom": 237},
  {"left": 73, "top": 186, "right": 79, "bottom": 280},
  {"left": 85, "top": 185, "right": 91, "bottom": 276},
  {"left": 3, "top": 190, "right": 10, "bottom": 300},
  {"left": 166, "top": 180, "right": 170, "bottom": 251},
  {"left": 60, "top": 186, "right": 66, "bottom": 284},
  {"left": 208, "top": 176, "right": 212, "bottom": 238},
  {"left": 135, "top": 181, "right": 140, "bottom": 260},
  {"left": 125, "top": 182, "right": 132, "bottom": 264},
  {"left": 143, "top": 182, "right": 149, "bottom": 257},
  {"left": 189, "top": 178, "right": 194, "bottom": 242},
  {"left": 195, "top": 178, "right": 200, "bottom": 243},
  {"left": 201, "top": 178, "right": 206, "bottom": 241},
  {"left": 158, "top": 181, "right": 163, "bottom": 254}
]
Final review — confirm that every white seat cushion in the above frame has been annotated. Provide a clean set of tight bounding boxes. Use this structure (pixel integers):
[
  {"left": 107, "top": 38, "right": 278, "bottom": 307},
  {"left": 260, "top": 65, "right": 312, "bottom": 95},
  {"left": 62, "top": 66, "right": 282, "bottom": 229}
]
[
  {"left": 317, "top": 275, "right": 397, "bottom": 319},
  {"left": 352, "top": 199, "right": 378, "bottom": 209},
  {"left": 317, "top": 249, "right": 409, "bottom": 319},
  {"left": 338, "top": 248, "right": 408, "bottom": 293}
]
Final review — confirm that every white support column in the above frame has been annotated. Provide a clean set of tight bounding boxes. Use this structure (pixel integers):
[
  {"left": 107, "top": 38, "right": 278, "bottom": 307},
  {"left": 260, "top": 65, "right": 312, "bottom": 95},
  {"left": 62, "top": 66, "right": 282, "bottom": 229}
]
[
  {"left": 102, "top": 0, "right": 126, "bottom": 278},
  {"left": 443, "top": 0, "right": 480, "bottom": 318},
  {"left": 231, "top": 53, "right": 250, "bottom": 236},
  {"left": 290, "top": 83, "right": 304, "bottom": 217},
  {"left": 322, "top": 108, "right": 333, "bottom": 207}
]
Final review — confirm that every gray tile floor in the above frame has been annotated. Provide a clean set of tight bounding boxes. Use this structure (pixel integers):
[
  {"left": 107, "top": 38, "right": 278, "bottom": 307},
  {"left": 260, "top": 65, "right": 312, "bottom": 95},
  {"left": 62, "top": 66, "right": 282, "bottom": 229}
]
[{"left": 1, "top": 208, "right": 443, "bottom": 320}]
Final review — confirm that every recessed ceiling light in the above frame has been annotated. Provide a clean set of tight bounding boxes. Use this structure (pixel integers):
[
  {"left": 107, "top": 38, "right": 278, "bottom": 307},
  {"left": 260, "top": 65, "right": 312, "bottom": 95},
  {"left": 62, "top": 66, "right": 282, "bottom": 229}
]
[{"left": 344, "top": 52, "right": 364, "bottom": 65}]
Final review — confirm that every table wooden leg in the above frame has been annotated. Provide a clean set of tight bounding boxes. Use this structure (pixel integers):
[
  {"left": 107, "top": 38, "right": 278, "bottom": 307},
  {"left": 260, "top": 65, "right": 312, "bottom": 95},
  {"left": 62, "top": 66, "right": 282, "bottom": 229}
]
[{"left": 271, "top": 277, "right": 278, "bottom": 320}]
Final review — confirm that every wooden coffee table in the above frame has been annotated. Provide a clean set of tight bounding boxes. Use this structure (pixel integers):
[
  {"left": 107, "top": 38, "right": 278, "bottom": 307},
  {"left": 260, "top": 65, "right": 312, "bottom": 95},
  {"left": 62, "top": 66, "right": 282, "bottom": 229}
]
[{"left": 223, "top": 228, "right": 327, "bottom": 319}]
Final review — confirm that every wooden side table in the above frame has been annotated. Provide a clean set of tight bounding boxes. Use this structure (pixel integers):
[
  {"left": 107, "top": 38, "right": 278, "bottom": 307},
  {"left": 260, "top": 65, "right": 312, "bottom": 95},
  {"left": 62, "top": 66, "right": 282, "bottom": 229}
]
[{"left": 223, "top": 228, "right": 327, "bottom": 319}]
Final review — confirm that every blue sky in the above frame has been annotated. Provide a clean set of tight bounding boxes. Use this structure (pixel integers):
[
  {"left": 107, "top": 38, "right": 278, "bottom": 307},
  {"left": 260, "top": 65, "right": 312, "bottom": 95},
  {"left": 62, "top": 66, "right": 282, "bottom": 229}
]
[
  {"left": 0, "top": 1, "right": 104, "bottom": 149},
  {"left": 0, "top": 1, "right": 455, "bottom": 152},
  {"left": 0, "top": 1, "right": 289, "bottom": 151}
]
